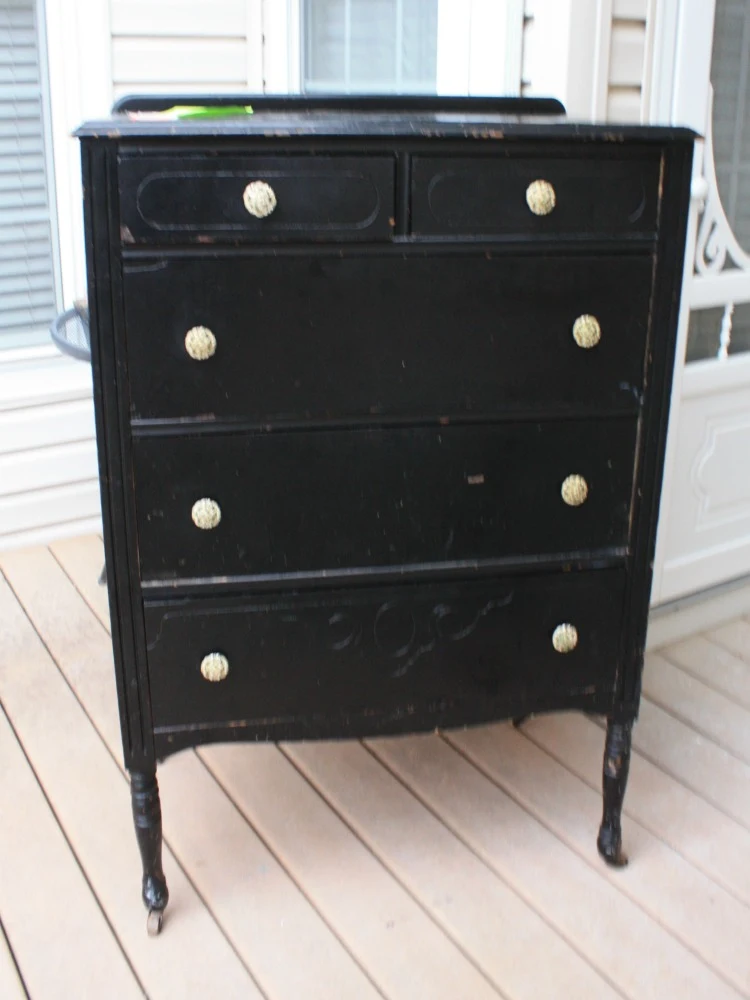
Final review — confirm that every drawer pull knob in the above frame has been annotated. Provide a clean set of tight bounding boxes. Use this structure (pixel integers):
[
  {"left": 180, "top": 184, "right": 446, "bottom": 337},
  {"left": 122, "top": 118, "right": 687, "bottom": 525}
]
[
  {"left": 191, "top": 497, "right": 221, "bottom": 530},
  {"left": 561, "top": 474, "right": 589, "bottom": 507},
  {"left": 552, "top": 623, "right": 578, "bottom": 654},
  {"left": 572, "top": 314, "right": 602, "bottom": 349},
  {"left": 243, "top": 180, "right": 277, "bottom": 218},
  {"left": 184, "top": 325, "right": 217, "bottom": 361},
  {"left": 200, "top": 652, "right": 229, "bottom": 683},
  {"left": 526, "top": 179, "right": 556, "bottom": 216}
]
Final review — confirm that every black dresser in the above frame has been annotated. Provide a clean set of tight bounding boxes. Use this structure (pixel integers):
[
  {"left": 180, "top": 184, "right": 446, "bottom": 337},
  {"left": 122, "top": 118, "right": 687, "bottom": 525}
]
[{"left": 77, "top": 96, "right": 694, "bottom": 935}]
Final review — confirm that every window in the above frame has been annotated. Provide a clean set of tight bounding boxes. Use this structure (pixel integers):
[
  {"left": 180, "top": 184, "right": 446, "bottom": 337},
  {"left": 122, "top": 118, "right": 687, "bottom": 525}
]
[
  {"left": 265, "top": 1, "right": 524, "bottom": 102},
  {"left": 0, "top": 0, "right": 58, "bottom": 349},
  {"left": 302, "top": 0, "right": 439, "bottom": 94}
]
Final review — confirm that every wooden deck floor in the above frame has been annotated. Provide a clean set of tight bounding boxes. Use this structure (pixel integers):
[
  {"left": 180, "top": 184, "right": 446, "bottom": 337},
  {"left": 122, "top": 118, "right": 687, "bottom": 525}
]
[{"left": 2, "top": 535, "right": 750, "bottom": 998}]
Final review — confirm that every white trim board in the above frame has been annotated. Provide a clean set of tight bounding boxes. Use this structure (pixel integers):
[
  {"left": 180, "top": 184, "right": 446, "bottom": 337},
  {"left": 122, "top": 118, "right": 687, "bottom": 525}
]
[
  {"left": 0, "top": 357, "right": 92, "bottom": 412},
  {"left": 43, "top": 0, "right": 112, "bottom": 307},
  {"left": 0, "top": 514, "right": 102, "bottom": 555}
]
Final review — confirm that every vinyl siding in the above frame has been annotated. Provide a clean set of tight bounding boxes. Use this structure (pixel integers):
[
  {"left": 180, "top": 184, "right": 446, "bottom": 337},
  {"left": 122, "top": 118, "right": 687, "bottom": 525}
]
[
  {"left": 522, "top": 0, "right": 650, "bottom": 121},
  {"left": 0, "top": 357, "right": 100, "bottom": 551},
  {"left": 607, "top": 0, "right": 649, "bottom": 122},
  {"left": 109, "top": 0, "right": 262, "bottom": 98}
]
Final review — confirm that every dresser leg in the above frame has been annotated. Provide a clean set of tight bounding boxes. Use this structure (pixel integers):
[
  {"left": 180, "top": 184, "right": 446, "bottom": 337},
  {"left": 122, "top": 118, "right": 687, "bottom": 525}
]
[
  {"left": 597, "top": 719, "right": 632, "bottom": 868},
  {"left": 130, "top": 768, "right": 169, "bottom": 934}
]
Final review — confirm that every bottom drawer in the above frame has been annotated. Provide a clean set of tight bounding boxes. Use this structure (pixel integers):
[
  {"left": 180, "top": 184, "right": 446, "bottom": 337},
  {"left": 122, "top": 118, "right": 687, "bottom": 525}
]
[{"left": 145, "top": 569, "right": 625, "bottom": 752}]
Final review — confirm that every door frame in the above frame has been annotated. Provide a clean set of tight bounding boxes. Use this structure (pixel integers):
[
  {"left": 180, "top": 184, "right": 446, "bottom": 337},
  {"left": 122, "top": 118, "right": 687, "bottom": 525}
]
[
  {"left": 649, "top": 0, "right": 750, "bottom": 603},
  {"left": 648, "top": 0, "right": 715, "bottom": 603}
]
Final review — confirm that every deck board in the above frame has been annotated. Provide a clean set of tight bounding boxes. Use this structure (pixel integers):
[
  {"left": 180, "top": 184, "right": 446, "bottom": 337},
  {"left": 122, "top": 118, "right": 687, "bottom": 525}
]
[
  {"left": 450, "top": 722, "right": 750, "bottom": 994},
  {"left": 286, "top": 739, "right": 618, "bottom": 1000},
  {"left": 659, "top": 634, "right": 750, "bottom": 709},
  {"left": 3, "top": 534, "right": 750, "bottom": 999},
  {"left": 632, "top": 699, "right": 750, "bottom": 830},
  {"left": 7, "top": 545, "right": 382, "bottom": 1000},
  {"left": 370, "top": 732, "right": 743, "bottom": 1000},
  {"left": 0, "top": 922, "right": 26, "bottom": 1000},
  {"left": 0, "top": 560, "right": 260, "bottom": 1000},
  {"left": 705, "top": 619, "right": 750, "bottom": 665},
  {"left": 50, "top": 534, "right": 110, "bottom": 629},
  {"left": 523, "top": 712, "right": 750, "bottom": 907},
  {"left": 204, "top": 742, "right": 500, "bottom": 1000},
  {"left": 0, "top": 707, "right": 138, "bottom": 999},
  {"left": 643, "top": 653, "right": 750, "bottom": 764}
]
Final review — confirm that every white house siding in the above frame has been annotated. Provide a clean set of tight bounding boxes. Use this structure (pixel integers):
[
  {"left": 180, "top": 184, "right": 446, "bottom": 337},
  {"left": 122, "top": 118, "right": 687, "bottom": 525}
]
[
  {"left": 0, "top": 356, "right": 100, "bottom": 551},
  {"left": 522, "top": 0, "right": 651, "bottom": 122},
  {"left": 607, "top": 0, "right": 650, "bottom": 122},
  {"left": 110, "top": 0, "right": 263, "bottom": 98}
]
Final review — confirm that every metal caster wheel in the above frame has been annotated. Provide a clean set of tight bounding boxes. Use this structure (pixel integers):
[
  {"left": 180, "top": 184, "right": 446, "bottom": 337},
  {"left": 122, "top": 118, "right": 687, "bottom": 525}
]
[{"left": 147, "top": 909, "right": 164, "bottom": 936}]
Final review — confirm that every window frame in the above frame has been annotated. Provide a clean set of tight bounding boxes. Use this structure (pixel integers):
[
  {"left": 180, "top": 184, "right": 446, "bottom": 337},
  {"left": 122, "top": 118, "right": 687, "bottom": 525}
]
[
  {"left": 0, "top": 0, "right": 63, "bottom": 353},
  {"left": 0, "top": 0, "right": 110, "bottom": 374},
  {"left": 262, "top": 0, "right": 525, "bottom": 97}
]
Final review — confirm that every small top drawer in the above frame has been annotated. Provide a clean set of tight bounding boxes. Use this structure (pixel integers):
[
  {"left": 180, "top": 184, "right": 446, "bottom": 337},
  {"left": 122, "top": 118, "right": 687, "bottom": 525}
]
[
  {"left": 118, "top": 154, "right": 396, "bottom": 244},
  {"left": 411, "top": 152, "right": 661, "bottom": 239}
]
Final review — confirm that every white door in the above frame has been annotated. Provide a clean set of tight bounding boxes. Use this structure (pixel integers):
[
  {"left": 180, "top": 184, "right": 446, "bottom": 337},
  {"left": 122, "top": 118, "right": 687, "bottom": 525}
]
[{"left": 652, "top": 0, "right": 750, "bottom": 603}]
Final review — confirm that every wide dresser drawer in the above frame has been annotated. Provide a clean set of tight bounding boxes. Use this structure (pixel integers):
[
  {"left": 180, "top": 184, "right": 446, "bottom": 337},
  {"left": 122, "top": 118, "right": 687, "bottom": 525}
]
[
  {"left": 411, "top": 151, "right": 661, "bottom": 238},
  {"left": 118, "top": 154, "right": 396, "bottom": 243},
  {"left": 124, "top": 254, "right": 653, "bottom": 423},
  {"left": 145, "top": 568, "right": 626, "bottom": 748},
  {"left": 133, "top": 419, "right": 637, "bottom": 585}
]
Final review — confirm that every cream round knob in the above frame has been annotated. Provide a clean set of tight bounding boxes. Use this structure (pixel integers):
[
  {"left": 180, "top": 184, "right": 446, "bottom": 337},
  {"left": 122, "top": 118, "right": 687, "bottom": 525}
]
[
  {"left": 243, "top": 180, "right": 277, "bottom": 218},
  {"left": 572, "top": 314, "right": 602, "bottom": 349},
  {"left": 552, "top": 623, "right": 578, "bottom": 654},
  {"left": 184, "top": 325, "right": 216, "bottom": 361},
  {"left": 200, "top": 652, "right": 229, "bottom": 683},
  {"left": 526, "top": 179, "right": 556, "bottom": 216},
  {"left": 191, "top": 497, "right": 221, "bottom": 531},
  {"left": 561, "top": 474, "right": 589, "bottom": 507}
]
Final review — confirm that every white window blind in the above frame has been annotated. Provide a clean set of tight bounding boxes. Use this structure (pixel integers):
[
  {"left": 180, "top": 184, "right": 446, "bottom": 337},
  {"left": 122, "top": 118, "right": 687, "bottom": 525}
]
[
  {"left": 302, "top": 0, "right": 438, "bottom": 94},
  {"left": 0, "top": 0, "right": 57, "bottom": 349}
]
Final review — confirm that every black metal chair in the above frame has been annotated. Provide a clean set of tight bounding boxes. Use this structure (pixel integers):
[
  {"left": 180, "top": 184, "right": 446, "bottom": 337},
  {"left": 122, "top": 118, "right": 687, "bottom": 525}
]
[{"left": 49, "top": 303, "right": 106, "bottom": 586}]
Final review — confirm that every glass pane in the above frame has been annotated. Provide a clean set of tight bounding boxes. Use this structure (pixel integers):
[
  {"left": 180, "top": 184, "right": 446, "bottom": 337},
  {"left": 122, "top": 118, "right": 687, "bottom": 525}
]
[
  {"left": 710, "top": 0, "right": 750, "bottom": 252},
  {"left": 686, "top": 303, "right": 750, "bottom": 362},
  {"left": 303, "top": 0, "right": 438, "bottom": 94}
]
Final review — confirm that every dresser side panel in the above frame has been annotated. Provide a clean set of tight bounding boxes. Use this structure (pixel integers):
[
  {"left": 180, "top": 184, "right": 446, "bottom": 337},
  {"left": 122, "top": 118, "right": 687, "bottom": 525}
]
[
  {"left": 615, "top": 139, "right": 695, "bottom": 716},
  {"left": 81, "top": 138, "right": 154, "bottom": 769}
]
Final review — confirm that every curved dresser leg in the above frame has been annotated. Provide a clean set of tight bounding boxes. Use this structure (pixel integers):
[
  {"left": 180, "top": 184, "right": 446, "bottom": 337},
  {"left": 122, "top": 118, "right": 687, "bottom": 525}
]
[
  {"left": 597, "top": 719, "right": 632, "bottom": 868},
  {"left": 130, "top": 768, "right": 169, "bottom": 934}
]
